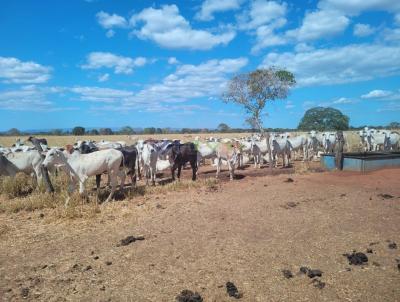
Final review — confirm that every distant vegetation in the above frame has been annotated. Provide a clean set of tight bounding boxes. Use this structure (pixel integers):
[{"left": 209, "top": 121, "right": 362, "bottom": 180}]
[
  {"left": 298, "top": 107, "right": 350, "bottom": 131},
  {"left": 1, "top": 119, "right": 398, "bottom": 137}
]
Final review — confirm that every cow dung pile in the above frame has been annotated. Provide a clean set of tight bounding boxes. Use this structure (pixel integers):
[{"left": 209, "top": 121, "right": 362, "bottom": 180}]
[
  {"left": 175, "top": 290, "right": 203, "bottom": 302},
  {"left": 117, "top": 235, "right": 145, "bottom": 247},
  {"left": 226, "top": 282, "right": 242, "bottom": 299},
  {"left": 344, "top": 252, "right": 368, "bottom": 265}
]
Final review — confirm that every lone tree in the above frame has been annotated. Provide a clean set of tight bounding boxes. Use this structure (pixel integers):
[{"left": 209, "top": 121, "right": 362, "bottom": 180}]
[
  {"left": 298, "top": 107, "right": 349, "bottom": 131},
  {"left": 72, "top": 126, "right": 85, "bottom": 136},
  {"left": 217, "top": 123, "right": 230, "bottom": 133},
  {"left": 119, "top": 126, "right": 134, "bottom": 135},
  {"left": 222, "top": 67, "right": 296, "bottom": 169},
  {"left": 7, "top": 128, "right": 21, "bottom": 136},
  {"left": 99, "top": 128, "right": 113, "bottom": 135}
]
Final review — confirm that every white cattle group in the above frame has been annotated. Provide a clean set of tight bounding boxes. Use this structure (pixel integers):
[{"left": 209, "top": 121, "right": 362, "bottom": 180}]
[
  {"left": 358, "top": 127, "right": 400, "bottom": 151},
  {"left": 0, "top": 128, "right": 399, "bottom": 203}
]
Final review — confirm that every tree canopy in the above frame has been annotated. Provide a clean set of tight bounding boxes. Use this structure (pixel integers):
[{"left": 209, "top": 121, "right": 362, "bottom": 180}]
[
  {"left": 222, "top": 67, "right": 296, "bottom": 131},
  {"left": 217, "top": 123, "right": 230, "bottom": 132},
  {"left": 72, "top": 126, "right": 85, "bottom": 136},
  {"left": 298, "top": 107, "right": 350, "bottom": 131}
]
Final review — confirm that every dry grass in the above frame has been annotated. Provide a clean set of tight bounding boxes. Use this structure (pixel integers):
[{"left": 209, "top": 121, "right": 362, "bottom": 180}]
[{"left": 0, "top": 171, "right": 218, "bottom": 219}]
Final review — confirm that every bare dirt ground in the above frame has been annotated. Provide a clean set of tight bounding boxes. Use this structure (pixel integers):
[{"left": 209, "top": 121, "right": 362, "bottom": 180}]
[{"left": 1, "top": 167, "right": 400, "bottom": 302}]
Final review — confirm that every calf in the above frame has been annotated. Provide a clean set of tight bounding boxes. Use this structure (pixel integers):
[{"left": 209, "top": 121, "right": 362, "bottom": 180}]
[{"left": 215, "top": 142, "right": 239, "bottom": 180}]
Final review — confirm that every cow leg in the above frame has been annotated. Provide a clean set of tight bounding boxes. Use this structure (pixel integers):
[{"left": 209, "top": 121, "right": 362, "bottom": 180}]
[
  {"left": 171, "top": 164, "right": 176, "bottom": 181},
  {"left": 151, "top": 167, "right": 156, "bottom": 186},
  {"left": 177, "top": 164, "right": 182, "bottom": 180},
  {"left": 105, "top": 171, "right": 117, "bottom": 203},
  {"left": 228, "top": 160, "right": 234, "bottom": 181},
  {"left": 118, "top": 169, "right": 126, "bottom": 191},
  {"left": 95, "top": 174, "right": 101, "bottom": 190},
  {"left": 216, "top": 158, "right": 221, "bottom": 179},
  {"left": 190, "top": 160, "right": 197, "bottom": 181}
]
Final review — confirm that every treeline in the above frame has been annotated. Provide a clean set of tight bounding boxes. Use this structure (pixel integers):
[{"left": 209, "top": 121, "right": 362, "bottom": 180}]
[{"left": 1, "top": 122, "right": 399, "bottom": 137}]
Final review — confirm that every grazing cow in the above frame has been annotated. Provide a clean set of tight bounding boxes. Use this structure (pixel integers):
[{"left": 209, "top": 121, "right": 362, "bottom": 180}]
[
  {"left": 27, "top": 136, "right": 48, "bottom": 147},
  {"left": 0, "top": 154, "right": 19, "bottom": 178},
  {"left": 42, "top": 148, "right": 123, "bottom": 204},
  {"left": 215, "top": 142, "right": 239, "bottom": 180},
  {"left": 0, "top": 150, "right": 44, "bottom": 183},
  {"left": 169, "top": 142, "right": 197, "bottom": 181}
]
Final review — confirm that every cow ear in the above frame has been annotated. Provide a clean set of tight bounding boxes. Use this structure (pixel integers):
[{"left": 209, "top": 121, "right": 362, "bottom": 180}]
[{"left": 59, "top": 148, "right": 65, "bottom": 151}]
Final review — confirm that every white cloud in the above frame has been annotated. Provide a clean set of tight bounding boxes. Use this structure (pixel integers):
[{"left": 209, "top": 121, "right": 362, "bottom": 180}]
[
  {"left": 0, "top": 85, "right": 76, "bottom": 112},
  {"left": 383, "top": 27, "right": 400, "bottom": 43},
  {"left": 286, "top": 9, "right": 350, "bottom": 42},
  {"left": 96, "top": 11, "right": 127, "bottom": 29},
  {"left": 70, "top": 86, "right": 133, "bottom": 103},
  {"left": 361, "top": 89, "right": 392, "bottom": 99},
  {"left": 318, "top": 0, "right": 400, "bottom": 15},
  {"left": 251, "top": 22, "right": 287, "bottom": 53},
  {"left": 168, "top": 57, "right": 179, "bottom": 64},
  {"left": 285, "top": 100, "right": 294, "bottom": 109},
  {"left": 294, "top": 43, "right": 314, "bottom": 52},
  {"left": 196, "top": 0, "right": 243, "bottom": 21},
  {"left": 97, "top": 73, "right": 109, "bottom": 82},
  {"left": 245, "top": 0, "right": 287, "bottom": 30},
  {"left": 0, "top": 56, "right": 51, "bottom": 84},
  {"left": 123, "top": 57, "right": 248, "bottom": 106},
  {"left": 377, "top": 102, "right": 400, "bottom": 112},
  {"left": 129, "top": 5, "right": 236, "bottom": 50},
  {"left": 333, "top": 97, "right": 354, "bottom": 104},
  {"left": 261, "top": 43, "right": 400, "bottom": 86},
  {"left": 395, "top": 13, "right": 400, "bottom": 26},
  {"left": 353, "top": 23, "right": 376, "bottom": 37},
  {"left": 238, "top": 1, "right": 288, "bottom": 52},
  {"left": 106, "top": 29, "right": 115, "bottom": 38},
  {"left": 82, "top": 52, "right": 147, "bottom": 74}
]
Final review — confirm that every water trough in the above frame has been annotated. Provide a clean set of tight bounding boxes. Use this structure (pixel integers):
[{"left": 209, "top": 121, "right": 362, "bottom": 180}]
[{"left": 321, "top": 152, "right": 400, "bottom": 172}]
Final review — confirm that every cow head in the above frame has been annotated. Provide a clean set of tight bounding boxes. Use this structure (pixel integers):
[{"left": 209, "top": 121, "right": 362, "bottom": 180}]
[{"left": 42, "top": 149, "right": 66, "bottom": 168}]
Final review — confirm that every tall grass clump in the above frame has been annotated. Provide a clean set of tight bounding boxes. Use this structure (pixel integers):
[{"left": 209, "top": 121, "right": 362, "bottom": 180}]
[{"left": 0, "top": 174, "right": 34, "bottom": 199}]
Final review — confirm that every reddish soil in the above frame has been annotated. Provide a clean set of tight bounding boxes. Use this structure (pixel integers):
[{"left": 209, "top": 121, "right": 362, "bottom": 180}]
[{"left": 0, "top": 168, "right": 399, "bottom": 301}]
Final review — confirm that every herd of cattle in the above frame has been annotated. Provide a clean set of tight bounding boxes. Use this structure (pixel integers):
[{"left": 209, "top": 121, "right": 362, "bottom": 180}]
[{"left": 0, "top": 127, "right": 398, "bottom": 203}]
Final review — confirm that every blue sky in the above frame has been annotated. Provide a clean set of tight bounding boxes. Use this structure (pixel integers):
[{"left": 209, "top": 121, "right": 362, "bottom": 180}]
[{"left": 0, "top": 0, "right": 399, "bottom": 131}]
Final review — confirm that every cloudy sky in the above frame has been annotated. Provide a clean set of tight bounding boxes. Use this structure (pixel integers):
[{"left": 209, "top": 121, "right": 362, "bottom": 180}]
[{"left": 0, "top": 0, "right": 399, "bottom": 131}]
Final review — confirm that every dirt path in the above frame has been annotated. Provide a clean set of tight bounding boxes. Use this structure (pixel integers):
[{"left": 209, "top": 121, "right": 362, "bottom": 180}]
[{"left": 1, "top": 169, "right": 399, "bottom": 301}]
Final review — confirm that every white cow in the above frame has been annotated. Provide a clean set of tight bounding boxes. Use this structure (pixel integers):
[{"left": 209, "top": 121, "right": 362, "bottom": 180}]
[
  {"left": 0, "top": 150, "right": 44, "bottom": 183},
  {"left": 140, "top": 143, "right": 158, "bottom": 185},
  {"left": 366, "top": 129, "right": 386, "bottom": 151},
  {"left": 286, "top": 134, "right": 309, "bottom": 161},
  {"left": 194, "top": 140, "right": 218, "bottom": 166},
  {"left": 215, "top": 143, "right": 239, "bottom": 180},
  {"left": 385, "top": 131, "right": 400, "bottom": 150},
  {"left": 42, "top": 148, "right": 123, "bottom": 204},
  {"left": 271, "top": 135, "right": 291, "bottom": 167}
]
